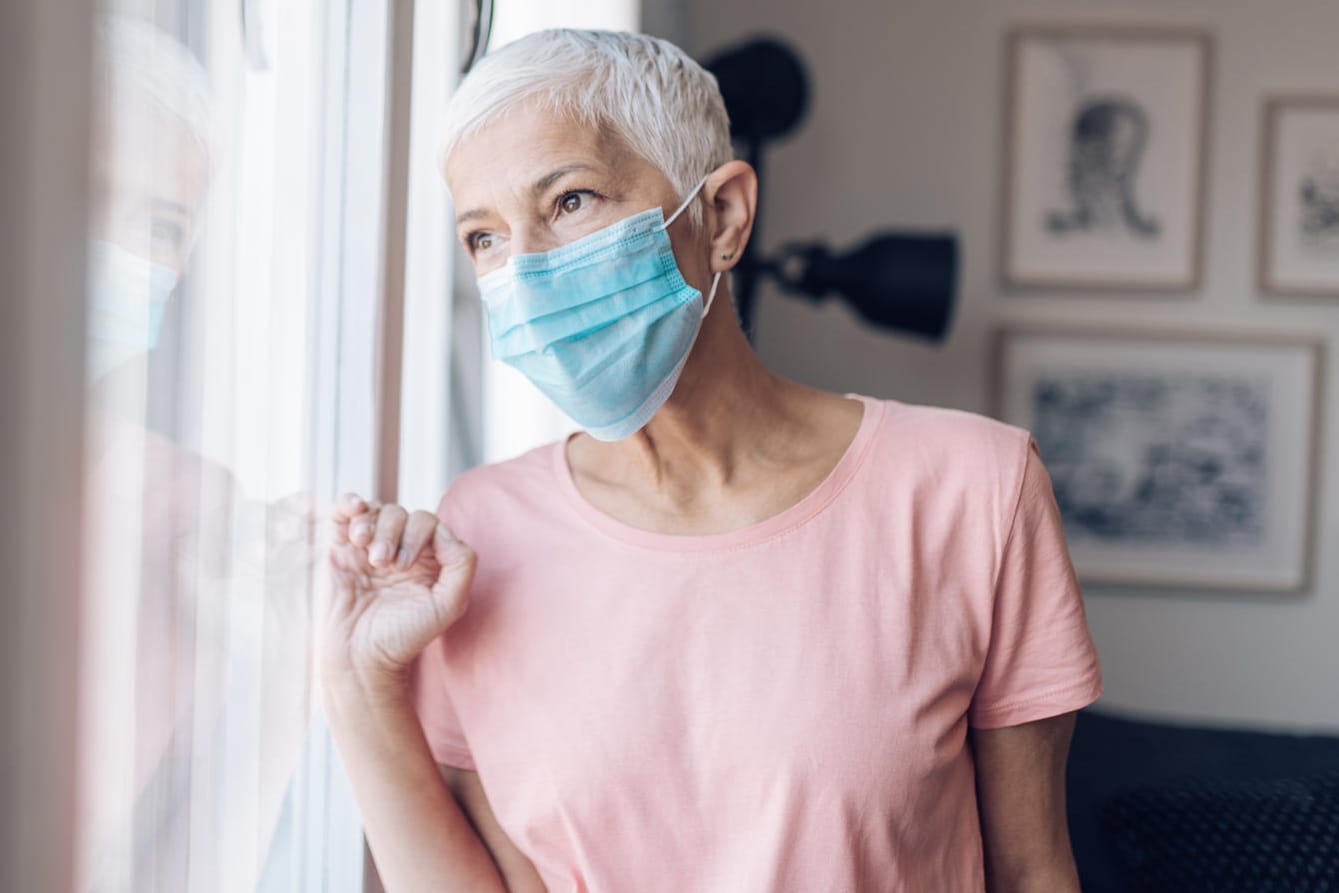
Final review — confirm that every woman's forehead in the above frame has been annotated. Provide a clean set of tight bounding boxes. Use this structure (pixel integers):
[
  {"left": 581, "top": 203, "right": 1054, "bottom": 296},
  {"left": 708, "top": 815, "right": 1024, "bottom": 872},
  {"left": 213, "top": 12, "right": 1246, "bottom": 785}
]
[{"left": 444, "top": 103, "right": 647, "bottom": 201}]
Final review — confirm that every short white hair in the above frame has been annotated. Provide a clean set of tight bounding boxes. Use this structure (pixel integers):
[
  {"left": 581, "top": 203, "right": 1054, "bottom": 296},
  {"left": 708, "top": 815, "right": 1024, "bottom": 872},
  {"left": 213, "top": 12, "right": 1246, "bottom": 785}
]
[
  {"left": 439, "top": 29, "right": 733, "bottom": 230},
  {"left": 94, "top": 15, "right": 214, "bottom": 160}
]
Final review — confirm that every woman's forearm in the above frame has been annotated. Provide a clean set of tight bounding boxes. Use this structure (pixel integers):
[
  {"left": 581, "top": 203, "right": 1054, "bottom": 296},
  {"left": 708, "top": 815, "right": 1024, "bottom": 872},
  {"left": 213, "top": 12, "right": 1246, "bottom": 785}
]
[{"left": 323, "top": 672, "right": 506, "bottom": 893}]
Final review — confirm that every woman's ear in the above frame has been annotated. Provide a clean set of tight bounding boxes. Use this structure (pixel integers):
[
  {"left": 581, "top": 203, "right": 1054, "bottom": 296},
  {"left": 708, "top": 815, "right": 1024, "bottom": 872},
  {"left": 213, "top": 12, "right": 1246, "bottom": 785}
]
[{"left": 704, "top": 160, "right": 758, "bottom": 274}]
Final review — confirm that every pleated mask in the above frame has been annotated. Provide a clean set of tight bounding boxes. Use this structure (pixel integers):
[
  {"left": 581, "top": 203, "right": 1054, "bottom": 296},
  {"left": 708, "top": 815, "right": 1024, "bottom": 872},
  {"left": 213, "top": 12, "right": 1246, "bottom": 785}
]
[{"left": 477, "top": 176, "right": 722, "bottom": 441}]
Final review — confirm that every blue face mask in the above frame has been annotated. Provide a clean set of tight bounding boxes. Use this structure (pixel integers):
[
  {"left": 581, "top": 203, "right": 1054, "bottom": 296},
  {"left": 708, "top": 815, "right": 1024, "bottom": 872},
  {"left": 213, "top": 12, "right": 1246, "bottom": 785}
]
[
  {"left": 477, "top": 177, "right": 722, "bottom": 441},
  {"left": 86, "top": 239, "right": 178, "bottom": 379}
]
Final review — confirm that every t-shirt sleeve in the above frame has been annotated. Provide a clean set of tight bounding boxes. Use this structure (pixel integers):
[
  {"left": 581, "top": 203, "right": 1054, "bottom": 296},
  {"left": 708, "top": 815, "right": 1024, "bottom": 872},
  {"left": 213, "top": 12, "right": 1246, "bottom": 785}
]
[
  {"left": 408, "top": 635, "right": 476, "bottom": 770},
  {"left": 406, "top": 485, "right": 477, "bottom": 770},
  {"left": 968, "top": 435, "right": 1104, "bottom": 729}
]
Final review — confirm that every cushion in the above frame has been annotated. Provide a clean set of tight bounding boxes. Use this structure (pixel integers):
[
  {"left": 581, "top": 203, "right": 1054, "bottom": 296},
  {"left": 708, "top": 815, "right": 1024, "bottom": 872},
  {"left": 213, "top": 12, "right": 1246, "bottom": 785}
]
[{"left": 1103, "top": 770, "right": 1339, "bottom": 892}]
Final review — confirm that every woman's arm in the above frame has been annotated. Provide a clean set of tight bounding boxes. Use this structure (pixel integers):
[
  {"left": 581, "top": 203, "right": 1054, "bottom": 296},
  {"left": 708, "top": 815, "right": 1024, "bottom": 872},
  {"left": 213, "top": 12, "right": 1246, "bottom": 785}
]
[
  {"left": 970, "top": 711, "right": 1082, "bottom": 893},
  {"left": 440, "top": 765, "right": 547, "bottom": 892},
  {"left": 320, "top": 492, "right": 527, "bottom": 892},
  {"left": 324, "top": 672, "right": 508, "bottom": 893}
]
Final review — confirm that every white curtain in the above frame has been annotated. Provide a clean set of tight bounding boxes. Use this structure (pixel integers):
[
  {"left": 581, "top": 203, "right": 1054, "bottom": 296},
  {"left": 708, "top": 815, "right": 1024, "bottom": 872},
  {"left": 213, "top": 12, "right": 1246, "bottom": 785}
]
[
  {"left": 78, "top": 3, "right": 391, "bottom": 889},
  {"left": 74, "top": 0, "right": 649, "bottom": 888}
]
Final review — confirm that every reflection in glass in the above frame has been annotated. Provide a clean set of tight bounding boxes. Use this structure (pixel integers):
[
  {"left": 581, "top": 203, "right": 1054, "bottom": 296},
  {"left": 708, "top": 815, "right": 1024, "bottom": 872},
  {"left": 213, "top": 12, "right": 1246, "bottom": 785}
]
[{"left": 79, "top": 10, "right": 320, "bottom": 891}]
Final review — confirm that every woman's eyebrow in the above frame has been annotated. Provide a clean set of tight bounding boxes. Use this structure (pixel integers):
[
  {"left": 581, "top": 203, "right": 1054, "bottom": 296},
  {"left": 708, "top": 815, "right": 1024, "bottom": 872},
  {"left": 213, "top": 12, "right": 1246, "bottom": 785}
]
[
  {"left": 530, "top": 163, "right": 599, "bottom": 195},
  {"left": 150, "top": 197, "right": 192, "bottom": 218},
  {"left": 455, "top": 207, "right": 489, "bottom": 227},
  {"left": 455, "top": 163, "right": 603, "bottom": 226}
]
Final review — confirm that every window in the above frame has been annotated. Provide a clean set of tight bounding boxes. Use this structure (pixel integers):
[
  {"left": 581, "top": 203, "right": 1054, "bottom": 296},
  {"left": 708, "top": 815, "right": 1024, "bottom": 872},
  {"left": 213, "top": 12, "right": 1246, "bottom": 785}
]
[
  {"left": 63, "top": 0, "right": 643, "bottom": 889},
  {"left": 78, "top": 1, "right": 408, "bottom": 888}
]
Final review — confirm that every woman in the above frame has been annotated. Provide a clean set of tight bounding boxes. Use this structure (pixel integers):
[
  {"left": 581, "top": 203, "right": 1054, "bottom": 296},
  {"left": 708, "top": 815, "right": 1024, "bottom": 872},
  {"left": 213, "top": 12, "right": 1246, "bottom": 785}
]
[{"left": 321, "top": 29, "right": 1102, "bottom": 892}]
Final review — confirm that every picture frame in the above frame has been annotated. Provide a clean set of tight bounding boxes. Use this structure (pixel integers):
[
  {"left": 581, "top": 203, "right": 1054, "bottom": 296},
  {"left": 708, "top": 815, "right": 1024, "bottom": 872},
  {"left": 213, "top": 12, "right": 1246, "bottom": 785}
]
[
  {"left": 1259, "top": 94, "right": 1339, "bottom": 298},
  {"left": 1000, "top": 25, "right": 1213, "bottom": 292},
  {"left": 991, "top": 324, "right": 1324, "bottom": 592}
]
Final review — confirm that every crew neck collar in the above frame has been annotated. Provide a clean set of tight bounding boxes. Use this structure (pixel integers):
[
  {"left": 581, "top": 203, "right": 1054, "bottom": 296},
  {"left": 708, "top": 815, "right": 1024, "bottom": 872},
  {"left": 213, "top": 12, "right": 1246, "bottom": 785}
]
[{"left": 552, "top": 393, "right": 885, "bottom": 553}]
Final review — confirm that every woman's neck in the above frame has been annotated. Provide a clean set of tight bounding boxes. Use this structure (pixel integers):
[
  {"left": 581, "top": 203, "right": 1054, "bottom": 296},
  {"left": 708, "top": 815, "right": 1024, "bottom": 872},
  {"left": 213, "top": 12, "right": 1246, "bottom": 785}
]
[{"left": 575, "top": 296, "right": 809, "bottom": 494}]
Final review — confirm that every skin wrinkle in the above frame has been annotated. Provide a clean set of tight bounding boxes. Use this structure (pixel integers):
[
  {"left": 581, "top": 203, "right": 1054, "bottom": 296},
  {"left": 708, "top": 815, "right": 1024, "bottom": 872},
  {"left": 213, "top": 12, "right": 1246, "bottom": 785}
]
[{"left": 456, "top": 162, "right": 606, "bottom": 227}]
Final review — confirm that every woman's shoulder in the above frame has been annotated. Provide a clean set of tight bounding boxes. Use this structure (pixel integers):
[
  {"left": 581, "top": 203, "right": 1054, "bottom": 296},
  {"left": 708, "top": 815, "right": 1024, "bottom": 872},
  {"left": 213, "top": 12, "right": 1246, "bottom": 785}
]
[
  {"left": 863, "top": 395, "right": 1034, "bottom": 487},
  {"left": 873, "top": 395, "right": 1029, "bottom": 451},
  {"left": 434, "top": 437, "right": 566, "bottom": 519}
]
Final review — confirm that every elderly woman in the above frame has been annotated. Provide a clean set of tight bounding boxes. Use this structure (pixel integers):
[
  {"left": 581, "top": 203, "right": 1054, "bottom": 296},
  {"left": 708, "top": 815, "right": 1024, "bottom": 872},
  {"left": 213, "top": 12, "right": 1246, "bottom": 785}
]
[{"left": 322, "top": 28, "right": 1103, "bottom": 893}]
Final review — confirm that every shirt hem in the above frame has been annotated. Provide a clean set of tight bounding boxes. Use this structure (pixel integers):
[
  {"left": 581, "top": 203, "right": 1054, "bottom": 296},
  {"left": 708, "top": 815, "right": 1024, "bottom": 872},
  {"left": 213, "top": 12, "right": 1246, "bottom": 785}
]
[
  {"left": 967, "top": 675, "right": 1105, "bottom": 730},
  {"left": 428, "top": 741, "right": 477, "bottom": 771}
]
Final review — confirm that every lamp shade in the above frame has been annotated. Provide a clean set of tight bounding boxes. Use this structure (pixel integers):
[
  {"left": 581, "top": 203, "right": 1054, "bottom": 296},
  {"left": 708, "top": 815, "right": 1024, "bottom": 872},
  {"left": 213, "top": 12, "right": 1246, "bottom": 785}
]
[
  {"left": 771, "top": 234, "right": 959, "bottom": 341},
  {"left": 704, "top": 38, "right": 808, "bottom": 142}
]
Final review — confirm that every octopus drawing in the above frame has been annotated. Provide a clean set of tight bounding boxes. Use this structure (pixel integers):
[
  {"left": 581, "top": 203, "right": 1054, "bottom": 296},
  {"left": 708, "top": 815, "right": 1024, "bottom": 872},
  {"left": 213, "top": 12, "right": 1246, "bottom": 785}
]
[{"left": 1046, "top": 95, "right": 1161, "bottom": 239}]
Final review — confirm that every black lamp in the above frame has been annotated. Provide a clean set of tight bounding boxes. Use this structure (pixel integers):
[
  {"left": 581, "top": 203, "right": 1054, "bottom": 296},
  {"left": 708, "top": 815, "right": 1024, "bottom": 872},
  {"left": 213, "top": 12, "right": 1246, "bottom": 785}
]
[{"left": 703, "top": 38, "right": 959, "bottom": 342}]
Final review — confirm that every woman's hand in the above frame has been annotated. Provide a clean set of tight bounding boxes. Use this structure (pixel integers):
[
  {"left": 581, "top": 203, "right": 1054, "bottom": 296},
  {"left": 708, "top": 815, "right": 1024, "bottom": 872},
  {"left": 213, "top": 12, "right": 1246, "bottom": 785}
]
[{"left": 320, "top": 492, "right": 477, "bottom": 691}]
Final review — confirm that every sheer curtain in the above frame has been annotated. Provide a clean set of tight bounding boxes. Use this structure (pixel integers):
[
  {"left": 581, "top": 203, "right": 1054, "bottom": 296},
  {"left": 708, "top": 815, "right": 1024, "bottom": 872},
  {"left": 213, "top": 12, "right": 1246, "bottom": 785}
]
[
  {"left": 77, "top": 1, "right": 403, "bottom": 889},
  {"left": 73, "top": 0, "right": 647, "bottom": 888}
]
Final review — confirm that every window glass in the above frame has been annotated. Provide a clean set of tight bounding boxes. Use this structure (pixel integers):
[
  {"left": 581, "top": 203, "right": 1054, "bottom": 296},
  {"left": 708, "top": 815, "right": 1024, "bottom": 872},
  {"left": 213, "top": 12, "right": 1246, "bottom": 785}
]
[{"left": 78, "top": 3, "right": 388, "bottom": 889}]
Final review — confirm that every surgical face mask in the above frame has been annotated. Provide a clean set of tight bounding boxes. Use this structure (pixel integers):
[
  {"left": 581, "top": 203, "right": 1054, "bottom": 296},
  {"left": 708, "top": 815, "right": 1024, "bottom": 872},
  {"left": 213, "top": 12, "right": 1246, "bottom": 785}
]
[
  {"left": 477, "top": 177, "right": 722, "bottom": 442},
  {"left": 86, "top": 239, "right": 178, "bottom": 380}
]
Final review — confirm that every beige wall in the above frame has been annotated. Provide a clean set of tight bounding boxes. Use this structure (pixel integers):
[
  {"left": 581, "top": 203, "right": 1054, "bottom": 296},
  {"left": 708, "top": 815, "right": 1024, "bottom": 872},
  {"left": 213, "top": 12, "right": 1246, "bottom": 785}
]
[
  {"left": 0, "top": 0, "right": 95, "bottom": 888},
  {"left": 671, "top": 0, "right": 1339, "bottom": 732}
]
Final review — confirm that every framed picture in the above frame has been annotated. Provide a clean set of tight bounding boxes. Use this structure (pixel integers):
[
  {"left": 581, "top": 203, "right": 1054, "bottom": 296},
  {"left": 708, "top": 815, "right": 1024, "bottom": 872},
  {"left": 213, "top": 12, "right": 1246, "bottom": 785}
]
[
  {"left": 1259, "top": 94, "right": 1339, "bottom": 298},
  {"left": 992, "top": 325, "right": 1323, "bottom": 591},
  {"left": 1001, "top": 25, "right": 1212, "bottom": 291}
]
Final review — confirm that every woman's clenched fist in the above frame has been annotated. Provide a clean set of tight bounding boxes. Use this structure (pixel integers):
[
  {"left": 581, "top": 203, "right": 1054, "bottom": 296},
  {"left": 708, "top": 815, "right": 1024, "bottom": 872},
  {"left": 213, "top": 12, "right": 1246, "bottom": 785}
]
[{"left": 319, "top": 492, "right": 476, "bottom": 689}]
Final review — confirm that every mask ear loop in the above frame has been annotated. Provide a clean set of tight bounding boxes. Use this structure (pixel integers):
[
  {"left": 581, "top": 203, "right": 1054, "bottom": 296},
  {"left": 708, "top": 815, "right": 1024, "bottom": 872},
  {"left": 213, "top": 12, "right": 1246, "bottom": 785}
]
[
  {"left": 702, "top": 271, "right": 722, "bottom": 319},
  {"left": 659, "top": 176, "right": 709, "bottom": 230},
  {"left": 657, "top": 177, "right": 721, "bottom": 319}
]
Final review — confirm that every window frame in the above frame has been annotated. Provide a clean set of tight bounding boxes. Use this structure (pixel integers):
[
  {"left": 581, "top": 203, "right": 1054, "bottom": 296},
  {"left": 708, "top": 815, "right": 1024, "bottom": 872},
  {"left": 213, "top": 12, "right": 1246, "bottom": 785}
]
[
  {"left": 301, "top": 0, "right": 416, "bottom": 888},
  {"left": 0, "top": 0, "right": 98, "bottom": 890}
]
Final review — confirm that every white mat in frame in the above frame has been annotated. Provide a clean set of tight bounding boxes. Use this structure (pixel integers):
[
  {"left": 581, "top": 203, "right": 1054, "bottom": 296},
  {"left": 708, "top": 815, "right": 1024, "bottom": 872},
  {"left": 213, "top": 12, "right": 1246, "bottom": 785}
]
[{"left": 992, "top": 324, "right": 1324, "bottom": 591}]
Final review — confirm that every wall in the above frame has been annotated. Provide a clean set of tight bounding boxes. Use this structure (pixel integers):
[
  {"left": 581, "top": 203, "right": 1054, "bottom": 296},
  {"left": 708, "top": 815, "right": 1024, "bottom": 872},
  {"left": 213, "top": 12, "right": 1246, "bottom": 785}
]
[
  {"left": 0, "top": 1, "right": 94, "bottom": 889},
  {"left": 674, "top": 0, "right": 1339, "bottom": 732}
]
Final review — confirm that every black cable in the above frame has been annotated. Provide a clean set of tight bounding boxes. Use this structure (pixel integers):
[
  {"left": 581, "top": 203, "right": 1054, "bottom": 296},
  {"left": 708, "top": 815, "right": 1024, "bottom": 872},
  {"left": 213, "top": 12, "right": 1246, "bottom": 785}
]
[{"left": 461, "top": 0, "right": 494, "bottom": 75}]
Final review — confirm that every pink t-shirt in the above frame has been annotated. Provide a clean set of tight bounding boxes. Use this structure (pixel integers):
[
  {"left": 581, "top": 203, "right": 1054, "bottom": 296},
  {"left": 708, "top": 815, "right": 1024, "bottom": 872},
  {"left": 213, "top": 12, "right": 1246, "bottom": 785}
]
[{"left": 411, "top": 394, "right": 1103, "bottom": 892}]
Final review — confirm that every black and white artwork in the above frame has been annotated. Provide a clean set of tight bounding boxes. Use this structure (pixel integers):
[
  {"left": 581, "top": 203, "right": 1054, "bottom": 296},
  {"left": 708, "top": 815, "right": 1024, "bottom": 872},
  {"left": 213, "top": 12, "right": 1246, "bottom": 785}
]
[
  {"left": 1046, "top": 97, "right": 1161, "bottom": 239},
  {"left": 1261, "top": 96, "right": 1339, "bottom": 297},
  {"left": 1032, "top": 373, "right": 1267, "bottom": 547},
  {"left": 1003, "top": 27, "right": 1210, "bottom": 290},
  {"left": 996, "top": 327, "right": 1320, "bottom": 591},
  {"left": 1300, "top": 157, "right": 1339, "bottom": 243}
]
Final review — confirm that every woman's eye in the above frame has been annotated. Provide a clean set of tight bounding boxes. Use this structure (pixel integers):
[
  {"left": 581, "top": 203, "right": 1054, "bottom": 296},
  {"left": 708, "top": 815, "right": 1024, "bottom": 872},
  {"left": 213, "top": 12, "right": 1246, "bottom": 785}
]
[
  {"left": 150, "top": 217, "right": 185, "bottom": 249},
  {"left": 559, "top": 192, "right": 584, "bottom": 215},
  {"left": 471, "top": 233, "right": 494, "bottom": 252}
]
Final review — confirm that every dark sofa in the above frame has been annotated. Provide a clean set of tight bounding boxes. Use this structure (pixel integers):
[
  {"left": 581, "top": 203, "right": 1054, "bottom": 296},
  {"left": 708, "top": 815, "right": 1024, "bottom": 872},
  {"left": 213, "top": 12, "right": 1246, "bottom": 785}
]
[{"left": 1067, "top": 707, "right": 1339, "bottom": 892}]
